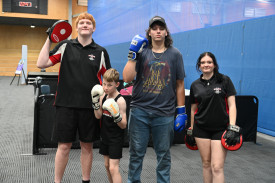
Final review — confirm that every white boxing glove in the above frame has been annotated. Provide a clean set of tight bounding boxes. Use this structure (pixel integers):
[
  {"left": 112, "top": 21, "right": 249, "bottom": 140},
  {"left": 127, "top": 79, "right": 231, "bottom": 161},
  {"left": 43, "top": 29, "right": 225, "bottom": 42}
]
[
  {"left": 91, "top": 84, "right": 104, "bottom": 110},
  {"left": 102, "top": 98, "right": 122, "bottom": 123}
]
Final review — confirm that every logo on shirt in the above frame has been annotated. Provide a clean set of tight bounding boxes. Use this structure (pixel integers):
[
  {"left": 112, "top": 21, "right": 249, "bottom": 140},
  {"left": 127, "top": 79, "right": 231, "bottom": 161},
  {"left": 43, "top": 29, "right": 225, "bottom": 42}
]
[
  {"left": 142, "top": 60, "right": 171, "bottom": 94},
  {"left": 214, "top": 87, "right": 222, "bottom": 94},
  {"left": 88, "top": 54, "right": 95, "bottom": 61}
]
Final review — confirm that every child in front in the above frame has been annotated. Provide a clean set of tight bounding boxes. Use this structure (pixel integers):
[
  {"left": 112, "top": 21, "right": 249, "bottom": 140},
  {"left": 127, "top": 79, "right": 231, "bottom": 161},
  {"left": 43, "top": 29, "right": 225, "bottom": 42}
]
[{"left": 91, "top": 68, "right": 127, "bottom": 183}]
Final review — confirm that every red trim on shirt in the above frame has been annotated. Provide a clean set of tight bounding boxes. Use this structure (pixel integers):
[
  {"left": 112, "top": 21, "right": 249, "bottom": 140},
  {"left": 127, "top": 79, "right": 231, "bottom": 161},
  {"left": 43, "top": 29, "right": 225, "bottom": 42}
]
[
  {"left": 49, "top": 54, "right": 61, "bottom": 65},
  {"left": 225, "top": 97, "right": 229, "bottom": 114},
  {"left": 97, "top": 65, "right": 107, "bottom": 85}
]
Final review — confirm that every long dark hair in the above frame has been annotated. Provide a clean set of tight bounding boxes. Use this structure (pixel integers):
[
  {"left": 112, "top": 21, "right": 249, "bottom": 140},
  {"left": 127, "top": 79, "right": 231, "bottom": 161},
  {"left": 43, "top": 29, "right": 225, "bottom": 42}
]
[
  {"left": 196, "top": 52, "right": 223, "bottom": 82},
  {"left": 146, "top": 22, "right": 173, "bottom": 48}
]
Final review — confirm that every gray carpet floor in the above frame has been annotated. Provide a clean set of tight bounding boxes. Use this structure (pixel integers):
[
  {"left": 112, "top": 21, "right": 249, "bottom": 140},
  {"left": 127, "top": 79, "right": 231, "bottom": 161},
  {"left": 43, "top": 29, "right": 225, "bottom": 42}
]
[{"left": 1, "top": 76, "right": 275, "bottom": 183}]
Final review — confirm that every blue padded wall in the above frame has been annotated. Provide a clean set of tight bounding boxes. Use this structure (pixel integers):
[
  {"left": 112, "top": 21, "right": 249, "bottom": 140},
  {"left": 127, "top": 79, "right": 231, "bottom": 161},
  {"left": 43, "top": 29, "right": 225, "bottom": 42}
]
[
  {"left": 89, "top": 0, "right": 275, "bottom": 47},
  {"left": 241, "top": 16, "right": 275, "bottom": 136}
]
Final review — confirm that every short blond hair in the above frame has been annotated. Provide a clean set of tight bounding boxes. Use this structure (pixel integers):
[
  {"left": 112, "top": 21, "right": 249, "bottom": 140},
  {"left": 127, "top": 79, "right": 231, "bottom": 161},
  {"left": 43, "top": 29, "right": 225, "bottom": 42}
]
[
  {"left": 75, "top": 12, "right": 96, "bottom": 28},
  {"left": 103, "top": 68, "right": 120, "bottom": 83}
]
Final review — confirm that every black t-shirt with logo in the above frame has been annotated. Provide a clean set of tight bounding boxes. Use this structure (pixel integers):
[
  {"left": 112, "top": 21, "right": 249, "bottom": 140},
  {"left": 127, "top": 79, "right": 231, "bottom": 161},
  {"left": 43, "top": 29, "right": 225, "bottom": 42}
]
[
  {"left": 190, "top": 74, "right": 236, "bottom": 131},
  {"left": 49, "top": 38, "right": 111, "bottom": 108}
]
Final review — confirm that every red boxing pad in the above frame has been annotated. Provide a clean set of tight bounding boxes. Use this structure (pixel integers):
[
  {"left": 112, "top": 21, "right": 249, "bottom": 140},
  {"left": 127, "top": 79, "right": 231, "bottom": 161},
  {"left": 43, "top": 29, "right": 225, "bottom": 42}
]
[
  {"left": 221, "top": 130, "right": 243, "bottom": 151},
  {"left": 184, "top": 133, "right": 198, "bottom": 150},
  {"left": 49, "top": 20, "right": 72, "bottom": 43}
]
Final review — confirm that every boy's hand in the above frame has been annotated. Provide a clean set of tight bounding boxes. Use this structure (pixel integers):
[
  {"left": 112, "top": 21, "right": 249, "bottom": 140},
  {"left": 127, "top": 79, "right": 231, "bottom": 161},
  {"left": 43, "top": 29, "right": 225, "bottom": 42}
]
[
  {"left": 91, "top": 84, "right": 103, "bottom": 110},
  {"left": 102, "top": 98, "right": 122, "bottom": 123}
]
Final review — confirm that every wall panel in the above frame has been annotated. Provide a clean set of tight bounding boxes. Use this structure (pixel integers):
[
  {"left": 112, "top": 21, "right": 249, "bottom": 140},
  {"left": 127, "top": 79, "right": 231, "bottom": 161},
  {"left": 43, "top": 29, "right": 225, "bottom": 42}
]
[{"left": 0, "top": 0, "right": 68, "bottom": 20}]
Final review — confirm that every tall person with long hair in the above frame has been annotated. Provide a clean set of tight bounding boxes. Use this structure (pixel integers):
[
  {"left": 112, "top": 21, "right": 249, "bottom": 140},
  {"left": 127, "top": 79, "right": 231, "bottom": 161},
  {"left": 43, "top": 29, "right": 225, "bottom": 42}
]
[{"left": 123, "top": 16, "right": 186, "bottom": 183}]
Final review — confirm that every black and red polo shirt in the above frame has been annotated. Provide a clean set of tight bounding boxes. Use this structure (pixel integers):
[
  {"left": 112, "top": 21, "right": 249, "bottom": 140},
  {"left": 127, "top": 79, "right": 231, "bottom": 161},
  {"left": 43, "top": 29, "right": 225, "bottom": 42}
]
[
  {"left": 190, "top": 74, "right": 236, "bottom": 131},
  {"left": 49, "top": 38, "right": 111, "bottom": 108}
]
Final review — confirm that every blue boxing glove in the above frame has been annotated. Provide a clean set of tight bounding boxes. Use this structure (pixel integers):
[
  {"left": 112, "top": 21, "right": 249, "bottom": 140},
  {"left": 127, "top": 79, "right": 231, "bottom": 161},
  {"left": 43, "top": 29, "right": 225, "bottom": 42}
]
[
  {"left": 174, "top": 106, "right": 187, "bottom": 132},
  {"left": 128, "top": 35, "right": 149, "bottom": 61}
]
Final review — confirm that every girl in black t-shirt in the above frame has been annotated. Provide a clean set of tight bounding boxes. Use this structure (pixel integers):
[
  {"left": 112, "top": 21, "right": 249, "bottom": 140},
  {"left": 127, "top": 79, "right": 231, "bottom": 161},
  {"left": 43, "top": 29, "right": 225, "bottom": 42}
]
[{"left": 189, "top": 52, "right": 238, "bottom": 183}]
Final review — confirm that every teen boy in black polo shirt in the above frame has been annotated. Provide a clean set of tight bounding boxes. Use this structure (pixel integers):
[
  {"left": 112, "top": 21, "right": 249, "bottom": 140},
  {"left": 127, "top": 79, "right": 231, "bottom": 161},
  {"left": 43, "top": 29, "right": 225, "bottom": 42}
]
[{"left": 37, "top": 13, "right": 111, "bottom": 183}]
